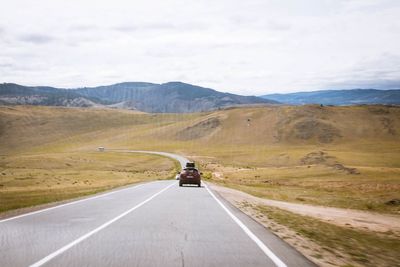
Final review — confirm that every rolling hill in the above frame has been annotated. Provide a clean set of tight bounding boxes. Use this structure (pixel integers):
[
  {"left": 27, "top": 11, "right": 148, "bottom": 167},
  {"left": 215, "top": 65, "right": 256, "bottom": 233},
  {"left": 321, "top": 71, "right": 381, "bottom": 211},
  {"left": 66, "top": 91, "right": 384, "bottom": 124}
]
[
  {"left": 1, "top": 104, "right": 399, "bottom": 157},
  {"left": 1, "top": 104, "right": 399, "bottom": 215},
  {"left": 260, "top": 89, "right": 400, "bottom": 105},
  {"left": 0, "top": 82, "right": 277, "bottom": 112}
]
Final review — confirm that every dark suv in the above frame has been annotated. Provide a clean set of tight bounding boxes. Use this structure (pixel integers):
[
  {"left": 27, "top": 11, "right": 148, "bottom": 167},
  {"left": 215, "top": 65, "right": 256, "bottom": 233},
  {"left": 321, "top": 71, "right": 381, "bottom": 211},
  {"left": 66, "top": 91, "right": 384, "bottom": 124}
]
[{"left": 179, "top": 162, "right": 201, "bottom": 187}]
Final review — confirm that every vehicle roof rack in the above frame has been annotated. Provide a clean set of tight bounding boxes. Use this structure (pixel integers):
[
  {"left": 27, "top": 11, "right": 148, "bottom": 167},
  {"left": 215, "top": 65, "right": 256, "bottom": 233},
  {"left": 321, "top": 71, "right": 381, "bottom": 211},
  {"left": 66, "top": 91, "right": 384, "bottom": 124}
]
[{"left": 185, "top": 162, "right": 195, "bottom": 168}]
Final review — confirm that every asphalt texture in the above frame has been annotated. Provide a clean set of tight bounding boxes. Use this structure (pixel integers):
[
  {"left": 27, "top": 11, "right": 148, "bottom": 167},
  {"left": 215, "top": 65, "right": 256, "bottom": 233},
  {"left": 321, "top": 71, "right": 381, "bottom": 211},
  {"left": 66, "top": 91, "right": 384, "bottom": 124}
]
[{"left": 0, "top": 151, "right": 315, "bottom": 267}]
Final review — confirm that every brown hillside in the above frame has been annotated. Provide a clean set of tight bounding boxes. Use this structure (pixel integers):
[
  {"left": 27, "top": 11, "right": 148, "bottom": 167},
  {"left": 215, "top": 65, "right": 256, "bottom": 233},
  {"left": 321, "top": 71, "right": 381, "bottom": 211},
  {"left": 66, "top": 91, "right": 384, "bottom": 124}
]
[
  {"left": 1, "top": 105, "right": 399, "bottom": 155},
  {"left": 160, "top": 105, "right": 400, "bottom": 146},
  {"left": 1, "top": 105, "right": 399, "bottom": 214}
]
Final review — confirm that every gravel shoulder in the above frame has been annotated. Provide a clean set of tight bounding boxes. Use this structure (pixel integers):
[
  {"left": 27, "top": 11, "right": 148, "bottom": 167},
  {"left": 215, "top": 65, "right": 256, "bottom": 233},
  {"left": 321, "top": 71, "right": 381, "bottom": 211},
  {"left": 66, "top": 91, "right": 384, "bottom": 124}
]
[{"left": 209, "top": 183, "right": 400, "bottom": 234}]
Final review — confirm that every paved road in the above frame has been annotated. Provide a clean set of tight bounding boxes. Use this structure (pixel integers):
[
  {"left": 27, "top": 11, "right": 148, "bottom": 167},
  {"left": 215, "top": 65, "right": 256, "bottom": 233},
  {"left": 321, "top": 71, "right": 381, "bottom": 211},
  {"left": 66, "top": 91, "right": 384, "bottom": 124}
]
[{"left": 0, "top": 151, "right": 315, "bottom": 267}]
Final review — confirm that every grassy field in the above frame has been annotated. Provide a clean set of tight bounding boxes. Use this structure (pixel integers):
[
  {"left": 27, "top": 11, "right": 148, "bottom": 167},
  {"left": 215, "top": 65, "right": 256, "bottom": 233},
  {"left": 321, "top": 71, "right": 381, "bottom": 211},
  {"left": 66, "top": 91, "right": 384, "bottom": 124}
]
[
  {"left": 0, "top": 151, "right": 177, "bottom": 213},
  {"left": 252, "top": 204, "right": 400, "bottom": 267},
  {"left": 203, "top": 162, "right": 400, "bottom": 213},
  {"left": 1, "top": 105, "right": 399, "bottom": 266},
  {"left": 1, "top": 105, "right": 399, "bottom": 215}
]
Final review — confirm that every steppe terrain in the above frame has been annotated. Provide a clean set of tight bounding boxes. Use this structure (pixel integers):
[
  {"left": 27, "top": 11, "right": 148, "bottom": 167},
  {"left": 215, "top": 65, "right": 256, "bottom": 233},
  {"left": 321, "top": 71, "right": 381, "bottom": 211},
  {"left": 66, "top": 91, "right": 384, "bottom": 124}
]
[{"left": 1, "top": 104, "right": 399, "bottom": 266}]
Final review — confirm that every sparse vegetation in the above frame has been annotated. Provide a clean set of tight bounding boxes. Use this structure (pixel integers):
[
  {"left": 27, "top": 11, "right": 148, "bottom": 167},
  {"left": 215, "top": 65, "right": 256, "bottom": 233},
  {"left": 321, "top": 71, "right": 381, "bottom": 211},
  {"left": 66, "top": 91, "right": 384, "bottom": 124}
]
[
  {"left": 254, "top": 204, "right": 400, "bottom": 267},
  {"left": 1, "top": 105, "right": 399, "bottom": 216},
  {"left": 205, "top": 164, "right": 400, "bottom": 213},
  {"left": 1, "top": 104, "right": 399, "bottom": 266},
  {"left": 0, "top": 152, "right": 177, "bottom": 213}
]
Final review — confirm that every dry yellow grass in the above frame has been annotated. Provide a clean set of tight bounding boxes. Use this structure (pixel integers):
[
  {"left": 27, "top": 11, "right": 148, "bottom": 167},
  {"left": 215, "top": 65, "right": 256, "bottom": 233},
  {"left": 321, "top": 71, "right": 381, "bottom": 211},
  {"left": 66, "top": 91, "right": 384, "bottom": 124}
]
[
  {"left": 253, "top": 204, "right": 400, "bottom": 267},
  {"left": 0, "top": 151, "right": 177, "bottom": 212},
  {"left": 204, "top": 164, "right": 400, "bottom": 213},
  {"left": 1, "top": 105, "right": 398, "bottom": 267},
  {"left": 1, "top": 105, "right": 399, "bottom": 214}
]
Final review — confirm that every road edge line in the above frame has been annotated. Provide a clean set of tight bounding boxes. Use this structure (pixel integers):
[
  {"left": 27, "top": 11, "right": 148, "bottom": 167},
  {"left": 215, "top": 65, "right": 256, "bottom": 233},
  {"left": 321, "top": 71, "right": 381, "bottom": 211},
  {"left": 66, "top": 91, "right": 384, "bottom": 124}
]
[
  {"left": 204, "top": 183, "right": 287, "bottom": 267},
  {"left": 29, "top": 182, "right": 175, "bottom": 267}
]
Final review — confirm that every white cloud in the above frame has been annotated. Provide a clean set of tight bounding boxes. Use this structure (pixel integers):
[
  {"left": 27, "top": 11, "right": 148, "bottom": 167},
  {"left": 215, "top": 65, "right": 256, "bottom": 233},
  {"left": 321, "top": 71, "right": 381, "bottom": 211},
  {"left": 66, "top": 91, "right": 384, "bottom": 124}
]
[
  {"left": 0, "top": 0, "right": 399, "bottom": 95},
  {"left": 18, "top": 33, "right": 55, "bottom": 44}
]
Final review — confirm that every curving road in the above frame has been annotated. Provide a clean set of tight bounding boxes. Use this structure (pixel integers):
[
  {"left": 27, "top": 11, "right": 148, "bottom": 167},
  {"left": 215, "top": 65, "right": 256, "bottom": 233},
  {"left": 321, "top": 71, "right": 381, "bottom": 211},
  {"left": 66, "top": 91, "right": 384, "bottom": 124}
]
[{"left": 0, "top": 151, "right": 315, "bottom": 267}]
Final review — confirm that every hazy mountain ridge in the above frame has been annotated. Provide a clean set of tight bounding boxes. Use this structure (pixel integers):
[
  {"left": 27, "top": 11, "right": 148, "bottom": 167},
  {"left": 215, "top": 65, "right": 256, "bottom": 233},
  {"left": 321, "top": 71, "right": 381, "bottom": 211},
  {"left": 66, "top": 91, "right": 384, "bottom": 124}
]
[
  {"left": 261, "top": 89, "right": 400, "bottom": 105},
  {"left": 0, "top": 82, "right": 277, "bottom": 112},
  {"left": 77, "top": 82, "right": 275, "bottom": 113},
  {"left": 0, "top": 83, "right": 104, "bottom": 107},
  {"left": 4, "top": 83, "right": 398, "bottom": 112}
]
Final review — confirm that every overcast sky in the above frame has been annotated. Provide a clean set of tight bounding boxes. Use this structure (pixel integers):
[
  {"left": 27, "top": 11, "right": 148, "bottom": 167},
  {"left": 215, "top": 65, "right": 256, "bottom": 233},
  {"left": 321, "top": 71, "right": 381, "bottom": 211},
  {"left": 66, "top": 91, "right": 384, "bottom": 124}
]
[{"left": 1, "top": 0, "right": 399, "bottom": 95}]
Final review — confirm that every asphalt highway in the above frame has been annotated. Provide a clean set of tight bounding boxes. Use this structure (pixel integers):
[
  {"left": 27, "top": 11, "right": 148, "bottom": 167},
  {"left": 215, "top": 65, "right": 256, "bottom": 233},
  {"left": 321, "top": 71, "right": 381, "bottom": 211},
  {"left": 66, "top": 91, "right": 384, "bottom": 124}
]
[{"left": 0, "top": 151, "right": 315, "bottom": 267}]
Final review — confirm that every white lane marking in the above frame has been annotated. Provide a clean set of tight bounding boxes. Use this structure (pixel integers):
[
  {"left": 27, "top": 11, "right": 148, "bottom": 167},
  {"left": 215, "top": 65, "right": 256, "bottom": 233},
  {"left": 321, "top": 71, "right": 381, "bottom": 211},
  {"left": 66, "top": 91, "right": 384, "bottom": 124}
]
[
  {"left": 29, "top": 182, "right": 175, "bottom": 267},
  {"left": 0, "top": 182, "right": 152, "bottom": 223},
  {"left": 204, "top": 183, "right": 287, "bottom": 267}
]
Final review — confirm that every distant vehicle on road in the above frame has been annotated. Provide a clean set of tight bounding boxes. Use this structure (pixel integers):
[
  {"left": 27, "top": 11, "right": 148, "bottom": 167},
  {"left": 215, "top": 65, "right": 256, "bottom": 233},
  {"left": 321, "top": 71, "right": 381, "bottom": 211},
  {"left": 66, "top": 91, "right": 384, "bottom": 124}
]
[{"left": 179, "top": 162, "right": 201, "bottom": 187}]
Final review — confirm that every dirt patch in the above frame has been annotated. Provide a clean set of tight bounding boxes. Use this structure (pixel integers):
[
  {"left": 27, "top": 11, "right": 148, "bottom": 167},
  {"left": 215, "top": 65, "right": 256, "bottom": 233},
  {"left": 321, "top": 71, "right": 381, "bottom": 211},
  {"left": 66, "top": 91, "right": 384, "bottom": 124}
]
[
  {"left": 380, "top": 117, "right": 396, "bottom": 136},
  {"left": 275, "top": 107, "right": 342, "bottom": 144},
  {"left": 176, "top": 117, "right": 220, "bottom": 140},
  {"left": 385, "top": 199, "right": 400, "bottom": 206},
  {"left": 331, "top": 163, "right": 360, "bottom": 174},
  {"left": 209, "top": 183, "right": 400, "bottom": 234},
  {"left": 236, "top": 201, "right": 347, "bottom": 267},
  {"left": 300, "top": 151, "right": 335, "bottom": 165},
  {"left": 294, "top": 119, "right": 342, "bottom": 143},
  {"left": 300, "top": 151, "right": 360, "bottom": 174}
]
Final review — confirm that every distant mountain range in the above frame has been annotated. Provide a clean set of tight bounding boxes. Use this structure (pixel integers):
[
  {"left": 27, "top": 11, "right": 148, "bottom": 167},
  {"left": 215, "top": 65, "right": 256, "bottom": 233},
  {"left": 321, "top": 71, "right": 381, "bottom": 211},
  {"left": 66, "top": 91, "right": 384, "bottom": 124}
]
[
  {"left": 261, "top": 89, "right": 400, "bottom": 105},
  {"left": 0, "top": 82, "right": 276, "bottom": 113},
  {"left": 2, "top": 83, "right": 399, "bottom": 112}
]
